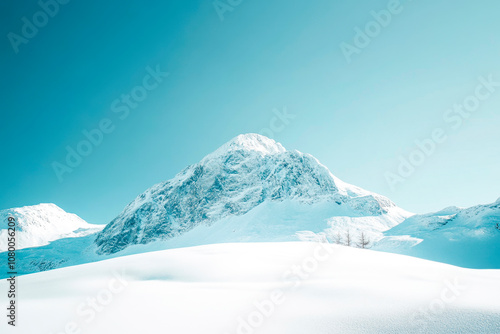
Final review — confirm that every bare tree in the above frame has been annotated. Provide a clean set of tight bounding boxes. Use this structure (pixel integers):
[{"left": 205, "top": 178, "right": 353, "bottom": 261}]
[
  {"left": 333, "top": 231, "right": 343, "bottom": 245},
  {"left": 357, "top": 232, "right": 370, "bottom": 249},
  {"left": 345, "top": 229, "right": 352, "bottom": 247}
]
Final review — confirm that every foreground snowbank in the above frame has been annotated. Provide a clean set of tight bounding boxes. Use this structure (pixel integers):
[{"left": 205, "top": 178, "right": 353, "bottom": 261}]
[{"left": 1, "top": 242, "right": 499, "bottom": 334}]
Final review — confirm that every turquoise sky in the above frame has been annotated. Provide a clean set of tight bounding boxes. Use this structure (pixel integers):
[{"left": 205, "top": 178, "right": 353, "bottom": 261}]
[{"left": 1, "top": 0, "right": 499, "bottom": 224}]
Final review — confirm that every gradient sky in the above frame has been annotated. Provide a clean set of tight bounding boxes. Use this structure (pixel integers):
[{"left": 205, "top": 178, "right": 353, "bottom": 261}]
[{"left": 1, "top": 0, "right": 499, "bottom": 224}]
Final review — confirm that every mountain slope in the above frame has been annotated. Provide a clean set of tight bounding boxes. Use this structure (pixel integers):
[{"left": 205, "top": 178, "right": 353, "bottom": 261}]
[
  {"left": 95, "top": 134, "right": 410, "bottom": 254},
  {"left": 0, "top": 203, "right": 102, "bottom": 251},
  {"left": 374, "top": 198, "right": 500, "bottom": 268}
]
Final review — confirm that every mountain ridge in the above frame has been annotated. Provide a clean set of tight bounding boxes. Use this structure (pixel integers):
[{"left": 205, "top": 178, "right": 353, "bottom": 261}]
[{"left": 374, "top": 198, "right": 500, "bottom": 268}]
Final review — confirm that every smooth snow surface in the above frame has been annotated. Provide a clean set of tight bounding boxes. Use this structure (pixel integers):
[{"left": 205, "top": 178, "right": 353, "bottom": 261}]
[{"left": 2, "top": 242, "right": 499, "bottom": 334}]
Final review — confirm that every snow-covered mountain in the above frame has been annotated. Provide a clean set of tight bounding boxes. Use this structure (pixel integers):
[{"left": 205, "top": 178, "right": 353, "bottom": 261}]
[
  {"left": 0, "top": 203, "right": 102, "bottom": 252},
  {"left": 95, "top": 134, "right": 410, "bottom": 254},
  {"left": 2, "top": 134, "right": 499, "bottom": 277},
  {"left": 374, "top": 198, "right": 500, "bottom": 268}
]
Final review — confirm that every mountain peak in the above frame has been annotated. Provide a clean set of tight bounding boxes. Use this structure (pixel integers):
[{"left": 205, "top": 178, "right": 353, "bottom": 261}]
[
  {"left": 95, "top": 133, "right": 406, "bottom": 254},
  {"left": 210, "top": 133, "right": 286, "bottom": 158}
]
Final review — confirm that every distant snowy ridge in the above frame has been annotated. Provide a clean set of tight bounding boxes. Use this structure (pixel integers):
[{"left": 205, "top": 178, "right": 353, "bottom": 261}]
[
  {"left": 96, "top": 134, "right": 411, "bottom": 254},
  {"left": 0, "top": 203, "right": 102, "bottom": 251},
  {"left": 374, "top": 197, "right": 500, "bottom": 268}
]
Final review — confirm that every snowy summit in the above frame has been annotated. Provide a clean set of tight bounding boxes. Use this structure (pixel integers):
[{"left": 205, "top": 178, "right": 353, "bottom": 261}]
[{"left": 206, "top": 133, "right": 287, "bottom": 158}]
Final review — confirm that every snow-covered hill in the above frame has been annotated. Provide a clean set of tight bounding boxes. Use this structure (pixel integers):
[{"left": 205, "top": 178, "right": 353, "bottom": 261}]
[
  {"left": 2, "top": 242, "right": 499, "bottom": 334},
  {"left": 374, "top": 198, "right": 500, "bottom": 268},
  {"left": 0, "top": 203, "right": 102, "bottom": 251},
  {"left": 95, "top": 133, "right": 411, "bottom": 254}
]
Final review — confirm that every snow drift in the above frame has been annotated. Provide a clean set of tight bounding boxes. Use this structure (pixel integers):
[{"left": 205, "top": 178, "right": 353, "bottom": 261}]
[{"left": 1, "top": 242, "right": 499, "bottom": 334}]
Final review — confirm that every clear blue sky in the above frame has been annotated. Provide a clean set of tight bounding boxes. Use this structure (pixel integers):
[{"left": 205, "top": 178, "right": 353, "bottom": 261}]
[{"left": 1, "top": 0, "right": 499, "bottom": 224}]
